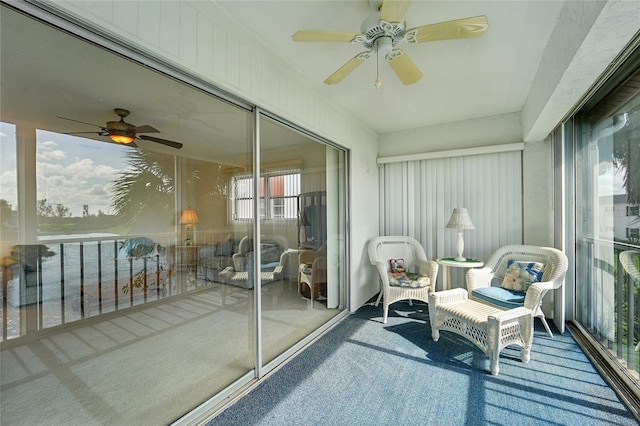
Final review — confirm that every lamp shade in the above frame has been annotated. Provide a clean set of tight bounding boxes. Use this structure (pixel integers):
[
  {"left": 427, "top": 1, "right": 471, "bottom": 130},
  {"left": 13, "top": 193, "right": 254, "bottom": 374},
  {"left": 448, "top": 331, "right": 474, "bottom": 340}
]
[
  {"left": 179, "top": 208, "right": 200, "bottom": 224},
  {"left": 445, "top": 207, "right": 475, "bottom": 230}
]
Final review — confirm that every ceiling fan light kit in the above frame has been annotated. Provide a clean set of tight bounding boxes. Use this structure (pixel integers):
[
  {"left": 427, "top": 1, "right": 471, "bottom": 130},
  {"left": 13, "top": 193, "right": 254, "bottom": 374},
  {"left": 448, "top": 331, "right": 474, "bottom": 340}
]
[
  {"left": 58, "top": 107, "right": 184, "bottom": 149},
  {"left": 109, "top": 132, "right": 135, "bottom": 144},
  {"left": 292, "top": 0, "right": 488, "bottom": 86}
]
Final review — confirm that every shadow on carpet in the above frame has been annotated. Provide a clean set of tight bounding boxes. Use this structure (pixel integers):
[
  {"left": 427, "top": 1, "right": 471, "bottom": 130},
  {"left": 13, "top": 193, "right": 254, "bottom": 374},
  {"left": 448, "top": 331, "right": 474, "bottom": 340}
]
[{"left": 208, "top": 301, "right": 637, "bottom": 426}]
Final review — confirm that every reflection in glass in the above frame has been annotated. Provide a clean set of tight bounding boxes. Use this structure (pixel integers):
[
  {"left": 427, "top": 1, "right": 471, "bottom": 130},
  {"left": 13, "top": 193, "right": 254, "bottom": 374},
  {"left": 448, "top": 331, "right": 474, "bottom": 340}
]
[
  {"left": 0, "top": 122, "right": 18, "bottom": 245},
  {"left": 258, "top": 115, "right": 346, "bottom": 365},
  {"left": 0, "top": 4, "right": 348, "bottom": 424},
  {"left": 574, "top": 70, "right": 640, "bottom": 383}
]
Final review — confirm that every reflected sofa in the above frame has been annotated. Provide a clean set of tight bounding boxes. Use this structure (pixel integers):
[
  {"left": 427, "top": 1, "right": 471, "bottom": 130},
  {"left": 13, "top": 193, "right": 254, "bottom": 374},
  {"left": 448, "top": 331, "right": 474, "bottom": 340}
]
[{"left": 197, "top": 238, "right": 242, "bottom": 282}]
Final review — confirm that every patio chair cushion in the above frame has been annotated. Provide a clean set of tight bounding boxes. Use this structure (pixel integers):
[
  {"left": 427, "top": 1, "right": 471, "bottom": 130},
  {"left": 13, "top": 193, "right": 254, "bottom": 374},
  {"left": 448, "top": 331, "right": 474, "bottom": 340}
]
[
  {"left": 500, "top": 260, "right": 545, "bottom": 292},
  {"left": 472, "top": 286, "right": 525, "bottom": 309},
  {"left": 388, "top": 272, "right": 430, "bottom": 288}
]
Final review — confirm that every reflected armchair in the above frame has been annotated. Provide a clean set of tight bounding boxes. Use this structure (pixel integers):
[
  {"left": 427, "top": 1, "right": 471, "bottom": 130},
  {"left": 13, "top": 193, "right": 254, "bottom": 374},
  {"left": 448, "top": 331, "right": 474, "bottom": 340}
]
[
  {"left": 368, "top": 236, "right": 438, "bottom": 324},
  {"left": 298, "top": 246, "right": 327, "bottom": 308}
]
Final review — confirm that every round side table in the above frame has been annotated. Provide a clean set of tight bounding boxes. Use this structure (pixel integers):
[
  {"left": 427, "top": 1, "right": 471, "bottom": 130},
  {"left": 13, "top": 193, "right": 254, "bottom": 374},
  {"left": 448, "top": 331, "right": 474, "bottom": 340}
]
[{"left": 436, "top": 258, "right": 484, "bottom": 291}]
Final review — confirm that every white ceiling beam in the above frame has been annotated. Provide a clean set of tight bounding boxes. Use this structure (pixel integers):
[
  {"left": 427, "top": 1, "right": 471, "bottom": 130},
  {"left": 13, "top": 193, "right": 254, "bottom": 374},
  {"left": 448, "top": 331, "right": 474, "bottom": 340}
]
[{"left": 521, "top": 0, "right": 640, "bottom": 142}]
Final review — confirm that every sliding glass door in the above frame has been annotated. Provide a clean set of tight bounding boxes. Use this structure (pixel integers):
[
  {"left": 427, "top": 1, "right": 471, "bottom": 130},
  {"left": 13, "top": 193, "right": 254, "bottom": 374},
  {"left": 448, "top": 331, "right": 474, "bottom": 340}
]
[
  {"left": 258, "top": 115, "right": 347, "bottom": 367},
  {"left": 0, "top": 4, "right": 348, "bottom": 424},
  {"left": 572, "top": 61, "right": 640, "bottom": 384}
]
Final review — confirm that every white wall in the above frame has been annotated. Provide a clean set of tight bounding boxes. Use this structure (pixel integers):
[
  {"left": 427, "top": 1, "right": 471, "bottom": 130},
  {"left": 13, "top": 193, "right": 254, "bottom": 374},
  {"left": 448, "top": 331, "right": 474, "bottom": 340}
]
[
  {"left": 379, "top": 112, "right": 522, "bottom": 157},
  {"left": 48, "top": 0, "right": 381, "bottom": 311},
  {"left": 522, "top": 138, "right": 555, "bottom": 246}
]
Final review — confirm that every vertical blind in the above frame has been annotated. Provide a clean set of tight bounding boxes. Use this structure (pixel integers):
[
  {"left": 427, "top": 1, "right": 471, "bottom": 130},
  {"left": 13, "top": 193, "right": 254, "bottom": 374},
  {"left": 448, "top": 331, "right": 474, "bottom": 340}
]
[{"left": 379, "top": 150, "right": 523, "bottom": 286}]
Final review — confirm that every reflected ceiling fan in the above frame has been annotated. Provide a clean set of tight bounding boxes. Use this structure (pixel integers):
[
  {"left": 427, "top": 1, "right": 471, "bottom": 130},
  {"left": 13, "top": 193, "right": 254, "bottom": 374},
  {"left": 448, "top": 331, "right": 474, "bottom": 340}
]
[
  {"left": 57, "top": 108, "right": 183, "bottom": 149},
  {"left": 292, "top": 0, "right": 488, "bottom": 87}
]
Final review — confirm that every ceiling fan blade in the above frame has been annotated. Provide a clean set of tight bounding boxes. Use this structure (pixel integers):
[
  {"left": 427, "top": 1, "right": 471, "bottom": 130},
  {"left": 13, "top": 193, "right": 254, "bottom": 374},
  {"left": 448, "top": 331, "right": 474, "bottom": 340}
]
[
  {"left": 324, "top": 52, "right": 371, "bottom": 85},
  {"left": 138, "top": 134, "right": 183, "bottom": 149},
  {"left": 380, "top": 0, "right": 412, "bottom": 23},
  {"left": 56, "top": 115, "right": 103, "bottom": 128},
  {"left": 407, "top": 16, "right": 489, "bottom": 43},
  {"left": 134, "top": 124, "right": 160, "bottom": 134},
  {"left": 65, "top": 131, "right": 104, "bottom": 136},
  {"left": 387, "top": 49, "right": 422, "bottom": 85},
  {"left": 292, "top": 30, "right": 358, "bottom": 42}
]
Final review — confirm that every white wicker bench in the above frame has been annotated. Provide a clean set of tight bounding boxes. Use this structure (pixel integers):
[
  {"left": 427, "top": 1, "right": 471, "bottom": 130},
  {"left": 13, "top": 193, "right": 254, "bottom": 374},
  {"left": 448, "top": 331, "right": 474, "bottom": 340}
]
[{"left": 428, "top": 288, "right": 533, "bottom": 375}]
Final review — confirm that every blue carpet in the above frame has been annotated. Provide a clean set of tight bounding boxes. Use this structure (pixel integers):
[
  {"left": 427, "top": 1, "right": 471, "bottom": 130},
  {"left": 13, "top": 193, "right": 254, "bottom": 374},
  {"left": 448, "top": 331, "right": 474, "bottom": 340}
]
[{"left": 209, "top": 302, "right": 638, "bottom": 425}]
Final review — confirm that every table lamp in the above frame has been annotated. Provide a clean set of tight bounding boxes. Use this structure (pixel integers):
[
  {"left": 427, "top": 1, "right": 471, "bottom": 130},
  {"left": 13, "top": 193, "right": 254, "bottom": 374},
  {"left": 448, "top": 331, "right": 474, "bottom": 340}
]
[
  {"left": 445, "top": 207, "right": 475, "bottom": 261},
  {"left": 180, "top": 208, "right": 200, "bottom": 245}
]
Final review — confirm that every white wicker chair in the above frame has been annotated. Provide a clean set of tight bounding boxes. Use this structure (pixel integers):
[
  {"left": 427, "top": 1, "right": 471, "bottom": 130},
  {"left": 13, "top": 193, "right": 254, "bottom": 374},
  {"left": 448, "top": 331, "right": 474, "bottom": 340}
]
[
  {"left": 368, "top": 236, "right": 439, "bottom": 323},
  {"left": 466, "top": 245, "right": 568, "bottom": 337}
]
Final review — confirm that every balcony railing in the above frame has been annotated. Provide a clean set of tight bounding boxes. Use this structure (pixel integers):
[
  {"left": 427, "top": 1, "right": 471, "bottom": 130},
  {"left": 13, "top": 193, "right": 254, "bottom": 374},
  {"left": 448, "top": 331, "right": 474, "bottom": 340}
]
[
  {"left": 1, "top": 237, "right": 184, "bottom": 342},
  {"left": 581, "top": 238, "right": 640, "bottom": 384}
]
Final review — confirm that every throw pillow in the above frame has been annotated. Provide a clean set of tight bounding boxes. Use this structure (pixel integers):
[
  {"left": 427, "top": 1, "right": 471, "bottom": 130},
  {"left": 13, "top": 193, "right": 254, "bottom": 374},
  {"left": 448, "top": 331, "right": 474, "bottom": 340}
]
[
  {"left": 500, "top": 260, "right": 545, "bottom": 292},
  {"left": 389, "top": 258, "right": 405, "bottom": 273},
  {"left": 119, "top": 237, "right": 156, "bottom": 259}
]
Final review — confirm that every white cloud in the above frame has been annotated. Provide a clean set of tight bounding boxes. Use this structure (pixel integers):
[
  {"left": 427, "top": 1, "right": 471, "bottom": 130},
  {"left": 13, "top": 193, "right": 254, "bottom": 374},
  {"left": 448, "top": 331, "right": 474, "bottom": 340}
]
[
  {"left": 0, "top": 170, "right": 18, "bottom": 207},
  {"left": 39, "top": 140, "right": 59, "bottom": 150}
]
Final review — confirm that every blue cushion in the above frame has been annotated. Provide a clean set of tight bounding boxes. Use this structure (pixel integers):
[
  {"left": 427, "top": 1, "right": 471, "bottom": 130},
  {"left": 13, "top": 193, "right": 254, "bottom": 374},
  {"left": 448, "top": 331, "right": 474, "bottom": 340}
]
[{"left": 472, "top": 286, "right": 525, "bottom": 309}]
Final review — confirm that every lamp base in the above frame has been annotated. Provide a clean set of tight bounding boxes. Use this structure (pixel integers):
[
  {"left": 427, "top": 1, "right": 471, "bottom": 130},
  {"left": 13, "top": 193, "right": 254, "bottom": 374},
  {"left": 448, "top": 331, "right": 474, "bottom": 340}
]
[{"left": 454, "top": 231, "right": 467, "bottom": 262}]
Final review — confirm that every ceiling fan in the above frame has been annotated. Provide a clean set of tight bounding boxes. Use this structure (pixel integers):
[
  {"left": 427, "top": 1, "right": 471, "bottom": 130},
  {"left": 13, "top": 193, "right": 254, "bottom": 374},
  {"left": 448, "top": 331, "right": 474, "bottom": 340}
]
[
  {"left": 57, "top": 108, "right": 183, "bottom": 149},
  {"left": 292, "top": 0, "right": 488, "bottom": 86}
]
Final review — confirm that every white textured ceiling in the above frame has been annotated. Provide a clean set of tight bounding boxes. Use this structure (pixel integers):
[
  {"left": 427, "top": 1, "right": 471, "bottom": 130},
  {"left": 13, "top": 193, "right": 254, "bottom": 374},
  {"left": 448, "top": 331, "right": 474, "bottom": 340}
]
[
  {"left": 5, "top": 0, "right": 635, "bottom": 158},
  {"left": 215, "top": 0, "right": 565, "bottom": 134}
]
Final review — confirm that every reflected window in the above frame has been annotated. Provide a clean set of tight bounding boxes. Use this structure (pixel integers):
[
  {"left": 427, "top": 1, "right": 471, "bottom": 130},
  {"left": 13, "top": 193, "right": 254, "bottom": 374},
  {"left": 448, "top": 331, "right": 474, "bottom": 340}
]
[{"left": 232, "top": 169, "right": 300, "bottom": 220}]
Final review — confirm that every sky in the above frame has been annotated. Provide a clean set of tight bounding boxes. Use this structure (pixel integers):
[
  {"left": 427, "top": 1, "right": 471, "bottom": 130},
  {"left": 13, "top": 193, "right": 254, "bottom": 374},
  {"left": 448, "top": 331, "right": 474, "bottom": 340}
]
[{"left": 1, "top": 121, "right": 133, "bottom": 217}]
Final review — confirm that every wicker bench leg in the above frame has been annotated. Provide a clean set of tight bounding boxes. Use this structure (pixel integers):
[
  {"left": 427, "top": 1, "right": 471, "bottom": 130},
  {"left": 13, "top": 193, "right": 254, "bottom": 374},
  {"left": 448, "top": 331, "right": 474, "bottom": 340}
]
[
  {"left": 487, "top": 316, "right": 501, "bottom": 375},
  {"left": 490, "top": 354, "right": 500, "bottom": 376},
  {"left": 432, "top": 328, "right": 440, "bottom": 341}
]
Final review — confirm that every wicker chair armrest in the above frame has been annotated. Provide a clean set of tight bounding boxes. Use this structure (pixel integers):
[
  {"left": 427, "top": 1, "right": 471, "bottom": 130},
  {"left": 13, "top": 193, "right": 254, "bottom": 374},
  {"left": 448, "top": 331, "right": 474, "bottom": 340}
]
[
  {"left": 417, "top": 259, "right": 439, "bottom": 281},
  {"left": 430, "top": 288, "right": 468, "bottom": 305},
  {"left": 371, "top": 260, "right": 390, "bottom": 287},
  {"left": 272, "top": 265, "right": 283, "bottom": 280},
  {"left": 466, "top": 268, "right": 494, "bottom": 292},
  {"left": 232, "top": 252, "right": 246, "bottom": 271},
  {"left": 523, "top": 282, "right": 551, "bottom": 310}
]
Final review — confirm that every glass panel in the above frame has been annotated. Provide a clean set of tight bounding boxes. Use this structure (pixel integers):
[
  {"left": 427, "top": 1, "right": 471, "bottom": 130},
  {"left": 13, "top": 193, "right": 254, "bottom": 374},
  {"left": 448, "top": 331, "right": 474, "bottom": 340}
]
[
  {"left": 0, "top": 122, "right": 18, "bottom": 242},
  {"left": 259, "top": 115, "right": 347, "bottom": 365},
  {"left": 574, "top": 67, "right": 640, "bottom": 384},
  {"left": 1, "top": 122, "right": 18, "bottom": 340},
  {"left": 0, "top": 6, "right": 254, "bottom": 424}
]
